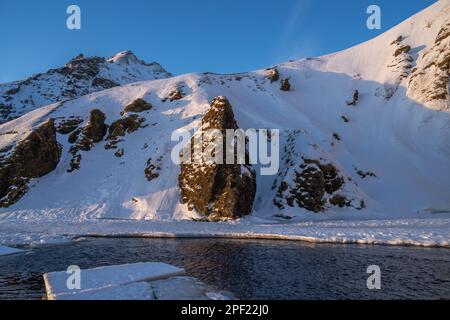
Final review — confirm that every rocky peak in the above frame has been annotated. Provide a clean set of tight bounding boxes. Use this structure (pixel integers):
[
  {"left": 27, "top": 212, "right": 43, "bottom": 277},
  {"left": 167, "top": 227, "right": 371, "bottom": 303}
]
[
  {"left": 179, "top": 96, "right": 256, "bottom": 221},
  {"left": 108, "top": 50, "right": 141, "bottom": 65}
]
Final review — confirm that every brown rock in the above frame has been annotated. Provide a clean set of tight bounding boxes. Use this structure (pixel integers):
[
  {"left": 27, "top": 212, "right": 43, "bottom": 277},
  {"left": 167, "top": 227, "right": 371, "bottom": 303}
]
[
  {"left": 0, "top": 119, "right": 62, "bottom": 207},
  {"left": 123, "top": 98, "right": 152, "bottom": 113},
  {"left": 266, "top": 68, "right": 280, "bottom": 83},
  {"left": 280, "top": 78, "right": 291, "bottom": 91},
  {"left": 178, "top": 96, "right": 256, "bottom": 220}
]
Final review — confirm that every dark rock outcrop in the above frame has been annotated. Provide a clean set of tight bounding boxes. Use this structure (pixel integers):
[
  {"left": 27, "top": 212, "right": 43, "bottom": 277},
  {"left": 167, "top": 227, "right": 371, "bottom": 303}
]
[
  {"left": 347, "top": 90, "right": 359, "bottom": 106},
  {"left": 178, "top": 96, "right": 256, "bottom": 221},
  {"left": 0, "top": 119, "right": 62, "bottom": 207},
  {"left": 56, "top": 117, "right": 83, "bottom": 135},
  {"left": 92, "top": 77, "right": 119, "bottom": 89},
  {"left": 145, "top": 156, "right": 163, "bottom": 181},
  {"left": 393, "top": 45, "right": 411, "bottom": 57},
  {"left": 123, "top": 98, "right": 152, "bottom": 113},
  {"left": 105, "top": 114, "right": 146, "bottom": 150},
  {"left": 162, "top": 88, "right": 184, "bottom": 102},
  {"left": 68, "top": 109, "right": 107, "bottom": 172},
  {"left": 275, "top": 158, "right": 351, "bottom": 212},
  {"left": 280, "top": 78, "right": 291, "bottom": 91},
  {"left": 266, "top": 68, "right": 280, "bottom": 83}
]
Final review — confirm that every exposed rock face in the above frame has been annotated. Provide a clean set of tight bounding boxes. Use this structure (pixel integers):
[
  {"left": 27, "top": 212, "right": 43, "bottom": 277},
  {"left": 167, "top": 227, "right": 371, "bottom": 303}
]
[
  {"left": 376, "top": 36, "right": 414, "bottom": 100},
  {"left": 266, "top": 68, "right": 280, "bottom": 83},
  {"left": 393, "top": 45, "right": 411, "bottom": 57},
  {"left": 92, "top": 77, "right": 119, "bottom": 89},
  {"left": 178, "top": 96, "right": 256, "bottom": 221},
  {"left": 280, "top": 78, "right": 291, "bottom": 91},
  {"left": 105, "top": 114, "right": 146, "bottom": 150},
  {"left": 347, "top": 90, "right": 359, "bottom": 106},
  {"left": 162, "top": 88, "right": 184, "bottom": 102},
  {"left": 123, "top": 99, "right": 152, "bottom": 113},
  {"left": 56, "top": 117, "right": 83, "bottom": 135},
  {"left": 68, "top": 109, "right": 107, "bottom": 172},
  {"left": 407, "top": 19, "right": 450, "bottom": 110},
  {"left": 273, "top": 132, "right": 365, "bottom": 213},
  {"left": 0, "top": 119, "right": 62, "bottom": 207},
  {"left": 145, "top": 156, "right": 163, "bottom": 181},
  {"left": 83, "top": 109, "right": 108, "bottom": 145},
  {"left": 275, "top": 158, "right": 363, "bottom": 212}
]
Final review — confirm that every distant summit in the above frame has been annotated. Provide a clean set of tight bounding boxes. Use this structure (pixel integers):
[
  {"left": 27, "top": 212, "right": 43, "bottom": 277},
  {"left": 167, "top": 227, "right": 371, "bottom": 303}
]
[{"left": 0, "top": 51, "right": 172, "bottom": 123}]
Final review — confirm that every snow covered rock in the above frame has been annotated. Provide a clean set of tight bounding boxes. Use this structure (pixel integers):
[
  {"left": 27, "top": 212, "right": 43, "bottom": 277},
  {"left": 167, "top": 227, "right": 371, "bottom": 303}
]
[
  {"left": 44, "top": 262, "right": 232, "bottom": 300},
  {"left": 0, "top": 51, "right": 171, "bottom": 123},
  {"left": 179, "top": 96, "right": 256, "bottom": 221}
]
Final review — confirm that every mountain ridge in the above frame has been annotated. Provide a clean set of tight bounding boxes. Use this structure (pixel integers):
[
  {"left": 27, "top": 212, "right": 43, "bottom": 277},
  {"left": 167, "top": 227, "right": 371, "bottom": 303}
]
[
  {"left": 0, "top": 0, "right": 449, "bottom": 224},
  {"left": 0, "top": 50, "right": 172, "bottom": 123}
]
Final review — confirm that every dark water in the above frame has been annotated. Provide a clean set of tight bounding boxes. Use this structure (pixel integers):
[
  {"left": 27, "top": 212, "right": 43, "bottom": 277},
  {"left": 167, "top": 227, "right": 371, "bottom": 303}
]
[{"left": 0, "top": 238, "right": 449, "bottom": 300}]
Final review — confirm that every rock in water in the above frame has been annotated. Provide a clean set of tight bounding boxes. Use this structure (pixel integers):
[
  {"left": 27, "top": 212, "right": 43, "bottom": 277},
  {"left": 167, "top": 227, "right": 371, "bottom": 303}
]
[
  {"left": 0, "top": 119, "right": 62, "bottom": 207},
  {"left": 179, "top": 96, "right": 256, "bottom": 221}
]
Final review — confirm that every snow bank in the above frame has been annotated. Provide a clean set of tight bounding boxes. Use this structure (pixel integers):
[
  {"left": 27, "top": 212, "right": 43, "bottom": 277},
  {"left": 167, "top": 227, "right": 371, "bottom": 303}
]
[{"left": 1, "top": 217, "right": 449, "bottom": 248}]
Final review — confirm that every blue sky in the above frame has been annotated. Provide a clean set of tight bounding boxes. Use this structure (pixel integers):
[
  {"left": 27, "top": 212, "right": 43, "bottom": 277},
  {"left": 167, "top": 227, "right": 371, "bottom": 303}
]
[{"left": 0, "top": 0, "right": 437, "bottom": 82}]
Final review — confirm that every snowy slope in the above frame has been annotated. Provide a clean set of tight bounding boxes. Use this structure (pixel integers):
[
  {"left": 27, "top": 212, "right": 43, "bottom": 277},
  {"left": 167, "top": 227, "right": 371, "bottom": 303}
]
[
  {"left": 0, "top": 1, "right": 449, "bottom": 246},
  {"left": 0, "top": 51, "right": 171, "bottom": 123}
]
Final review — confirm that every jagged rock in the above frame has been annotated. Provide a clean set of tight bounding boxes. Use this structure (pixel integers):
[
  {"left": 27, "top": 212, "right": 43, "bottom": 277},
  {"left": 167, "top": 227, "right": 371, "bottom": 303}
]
[
  {"left": 274, "top": 131, "right": 365, "bottom": 213},
  {"left": 408, "top": 19, "right": 450, "bottom": 110},
  {"left": 0, "top": 51, "right": 171, "bottom": 123},
  {"left": 178, "top": 96, "right": 256, "bottom": 220},
  {"left": 92, "top": 77, "right": 119, "bottom": 89},
  {"left": 104, "top": 114, "right": 146, "bottom": 151},
  {"left": 275, "top": 158, "right": 347, "bottom": 212},
  {"left": 108, "top": 115, "right": 145, "bottom": 137},
  {"left": 56, "top": 118, "right": 83, "bottom": 135},
  {"left": 145, "top": 157, "right": 162, "bottom": 181},
  {"left": 162, "top": 88, "right": 184, "bottom": 102},
  {"left": 390, "top": 35, "right": 404, "bottom": 45},
  {"left": 67, "top": 109, "right": 107, "bottom": 172},
  {"left": 280, "top": 78, "right": 291, "bottom": 91},
  {"left": 123, "top": 98, "right": 152, "bottom": 113},
  {"left": 266, "top": 68, "right": 280, "bottom": 83},
  {"left": 84, "top": 109, "right": 107, "bottom": 143},
  {"left": 393, "top": 45, "right": 411, "bottom": 57},
  {"left": 347, "top": 90, "right": 359, "bottom": 106},
  {"left": 333, "top": 133, "right": 342, "bottom": 141},
  {"left": 114, "top": 148, "right": 124, "bottom": 158},
  {"left": 329, "top": 194, "right": 351, "bottom": 208},
  {"left": 0, "top": 119, "right": 62, "bottom": 207},
  {"left": 356, "top": 170, "right": 377, "bottom": 178}
]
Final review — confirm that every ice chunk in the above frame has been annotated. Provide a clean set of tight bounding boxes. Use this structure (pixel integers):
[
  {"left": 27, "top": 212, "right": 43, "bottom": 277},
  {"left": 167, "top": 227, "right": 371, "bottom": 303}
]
[
  {"left": 44, "top": 262, "right": 185, "bottom": 300},
  {"left": 52, "top": 282, "right": 155, "bottom": 300}
]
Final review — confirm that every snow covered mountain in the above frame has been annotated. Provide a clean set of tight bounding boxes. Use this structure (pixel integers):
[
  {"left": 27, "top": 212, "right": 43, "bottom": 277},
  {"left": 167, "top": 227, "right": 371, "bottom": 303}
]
[
  {"left": 0, "top": 1, "right": 449, "bottom": 228},
  {"left": 0, "top": 50, "right": 172, "bottom": 123}
]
